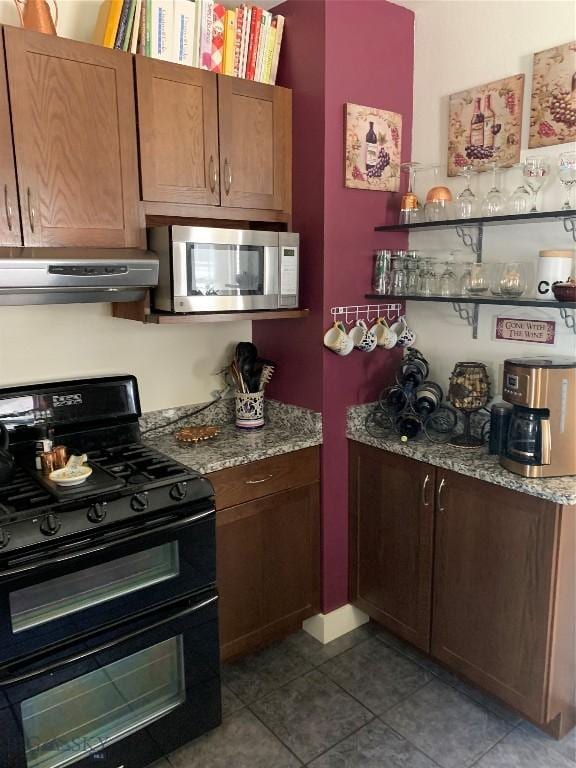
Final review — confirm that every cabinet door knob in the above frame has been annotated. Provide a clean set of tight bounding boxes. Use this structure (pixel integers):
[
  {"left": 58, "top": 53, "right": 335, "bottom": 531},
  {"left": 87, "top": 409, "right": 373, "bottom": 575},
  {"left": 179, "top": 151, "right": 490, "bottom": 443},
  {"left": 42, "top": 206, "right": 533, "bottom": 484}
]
[
  {"left": 437, "top": 477, "right": 446, "bottom": 512},
  {"left": 4, "top": 185, "right": 13, "bottom": 232},
  {"left": 224, "top": 158, "right": 232, "bottom": 195},
  {"left": 27, "top": 187, "right": 35, "bottom": 233},
  {"left": 245, "top": 474, "right": 273, "bottom": 485},
  {"left": 421, "top": 473, "right": 431, "bottom": 507},
  {"left": 208, "top": 155, "right": 217, "bottom": 193}
]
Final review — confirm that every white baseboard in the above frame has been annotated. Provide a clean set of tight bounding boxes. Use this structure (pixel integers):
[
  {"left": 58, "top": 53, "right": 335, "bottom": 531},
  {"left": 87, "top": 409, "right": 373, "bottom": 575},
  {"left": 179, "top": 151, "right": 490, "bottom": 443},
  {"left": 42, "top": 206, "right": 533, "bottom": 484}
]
[{"left": 303, "top": 604, "right": 370, "bottom": 644}]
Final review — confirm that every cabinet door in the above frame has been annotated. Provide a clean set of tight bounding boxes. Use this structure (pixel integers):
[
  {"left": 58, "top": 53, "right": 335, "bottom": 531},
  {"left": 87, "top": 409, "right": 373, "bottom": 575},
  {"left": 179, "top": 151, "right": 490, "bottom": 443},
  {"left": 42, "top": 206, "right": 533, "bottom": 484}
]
[
  {"left": 4, "top": 28, "right": 142, "bottom": 247},
  {"left": 218, "top": 75, "right": 291, "bottom": 212},
  {"left": 217, "top": 484, "right": 320, "bottom": 661},
  {"left": 432, "top": 469, "right": 559, "bottom": 722},
  {"left": 349, "top": 443, "right": 435, "bottom": 652},
  {"left": 136, "top": 57, "right": 219, "bottom": 206},
  {"left": 0, "top": 34, "right": 21, "bottom": 245}
]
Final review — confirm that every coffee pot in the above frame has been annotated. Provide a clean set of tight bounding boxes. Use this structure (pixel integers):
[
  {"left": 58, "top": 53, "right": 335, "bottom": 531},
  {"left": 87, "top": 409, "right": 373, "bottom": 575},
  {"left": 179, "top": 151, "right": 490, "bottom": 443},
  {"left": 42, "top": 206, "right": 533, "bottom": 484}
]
[
  {"left": 13, "top": 0, "right": 58, "bottom": 35},
  {"left": 0, "top": 423, "right": 14, "bottom": 484}
]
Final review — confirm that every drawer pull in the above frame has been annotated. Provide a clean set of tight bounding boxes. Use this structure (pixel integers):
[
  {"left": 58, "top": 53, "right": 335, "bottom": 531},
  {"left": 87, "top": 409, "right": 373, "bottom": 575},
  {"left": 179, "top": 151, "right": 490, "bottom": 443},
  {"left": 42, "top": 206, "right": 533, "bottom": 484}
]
[
  {"left": 421, "top": 473, "right": 431, "bottom": 507},
  {"left": 4, "top": 185, "right": 12, "bottom": 231},
  {"left": 209, "top": 155, "right": 217, "bottom": 193},
  {"left": 27, "top": 187, "right": 35, "bottom": 233},
  {"left": 224, "top": 158, "right": 232, "bottom": 195},
  {"left": 245, "top": 474, "right": 273, "bottom": 485},
  {"left": 437, "top": 477, "right": 446, "bottom": 512}
]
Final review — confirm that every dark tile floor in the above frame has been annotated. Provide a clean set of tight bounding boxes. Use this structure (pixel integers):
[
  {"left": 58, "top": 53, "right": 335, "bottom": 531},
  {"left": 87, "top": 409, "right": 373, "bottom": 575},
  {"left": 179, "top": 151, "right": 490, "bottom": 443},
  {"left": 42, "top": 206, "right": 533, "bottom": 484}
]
[{"left": 155, "top": 622, "right": 576, "bottom": 768}]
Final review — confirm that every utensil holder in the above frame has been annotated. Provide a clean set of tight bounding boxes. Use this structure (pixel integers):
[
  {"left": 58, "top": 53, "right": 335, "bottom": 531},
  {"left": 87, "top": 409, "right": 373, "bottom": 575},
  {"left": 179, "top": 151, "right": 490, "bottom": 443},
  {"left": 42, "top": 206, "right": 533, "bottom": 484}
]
[{"left": 235, "top": 391, "right": 265, "bottom": 429}]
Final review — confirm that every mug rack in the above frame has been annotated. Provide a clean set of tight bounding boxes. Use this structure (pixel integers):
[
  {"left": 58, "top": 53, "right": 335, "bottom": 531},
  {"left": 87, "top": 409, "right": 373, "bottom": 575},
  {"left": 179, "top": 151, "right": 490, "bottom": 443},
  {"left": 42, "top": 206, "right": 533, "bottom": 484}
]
[{"left": 330, "top": 303, "right": 402, "bottom": 325}]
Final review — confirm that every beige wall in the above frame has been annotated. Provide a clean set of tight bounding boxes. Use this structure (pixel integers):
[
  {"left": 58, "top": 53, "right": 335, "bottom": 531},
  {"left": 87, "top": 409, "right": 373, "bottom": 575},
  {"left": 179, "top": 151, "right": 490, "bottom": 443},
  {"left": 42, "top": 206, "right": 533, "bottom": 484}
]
[
  {"left": 0, "top": 0, "right": 251, "bottom": 411},
  {"left": 398, "top": 0, "right": 576, "bottom": 394}
]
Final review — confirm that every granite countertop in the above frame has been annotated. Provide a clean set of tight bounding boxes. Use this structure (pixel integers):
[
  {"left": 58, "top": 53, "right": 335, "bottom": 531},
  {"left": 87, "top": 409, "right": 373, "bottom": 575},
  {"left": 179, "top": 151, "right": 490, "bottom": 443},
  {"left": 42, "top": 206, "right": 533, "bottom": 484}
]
[
  {"left": 141, "top": 398, "right": 322, "bottom": 475},
  {"left": 347, "top": 403, "right": 576, "bottom": 506}
]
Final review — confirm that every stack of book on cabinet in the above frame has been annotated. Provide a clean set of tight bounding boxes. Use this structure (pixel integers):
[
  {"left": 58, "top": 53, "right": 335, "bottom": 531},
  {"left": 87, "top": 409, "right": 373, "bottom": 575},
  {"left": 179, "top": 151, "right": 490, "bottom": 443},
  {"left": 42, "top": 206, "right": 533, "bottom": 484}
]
[{"left": 94, "top": 0, "right": 285, "bottom": 84}]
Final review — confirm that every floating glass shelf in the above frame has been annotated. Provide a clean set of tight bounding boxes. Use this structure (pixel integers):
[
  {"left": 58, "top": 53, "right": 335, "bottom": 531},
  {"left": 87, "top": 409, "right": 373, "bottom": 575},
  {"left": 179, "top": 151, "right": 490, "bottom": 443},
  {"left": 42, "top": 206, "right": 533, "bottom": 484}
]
[
  {"left": 374, "top": 209, "right": 576, "bottom": 233},
  {"left": 365, "top": 294, "right": 576, "bottom": 309}
]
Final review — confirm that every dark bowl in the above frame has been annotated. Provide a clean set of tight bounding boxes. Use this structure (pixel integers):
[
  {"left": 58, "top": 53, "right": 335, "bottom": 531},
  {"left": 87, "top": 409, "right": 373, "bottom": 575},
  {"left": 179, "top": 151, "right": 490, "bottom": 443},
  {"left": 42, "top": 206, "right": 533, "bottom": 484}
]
[{"left": 551, "top": 282, "right": 576, "bottom": 302}]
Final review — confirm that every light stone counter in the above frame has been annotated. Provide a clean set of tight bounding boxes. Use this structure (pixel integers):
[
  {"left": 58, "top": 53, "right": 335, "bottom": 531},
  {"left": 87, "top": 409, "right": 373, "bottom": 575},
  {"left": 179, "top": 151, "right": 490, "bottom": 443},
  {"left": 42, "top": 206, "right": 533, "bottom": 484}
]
[
  {"left": 347, "top": 403, "right": 576, "bottom": 506},
  {"left": 140, "top": 399, "right": 322, "bottom": 475}
]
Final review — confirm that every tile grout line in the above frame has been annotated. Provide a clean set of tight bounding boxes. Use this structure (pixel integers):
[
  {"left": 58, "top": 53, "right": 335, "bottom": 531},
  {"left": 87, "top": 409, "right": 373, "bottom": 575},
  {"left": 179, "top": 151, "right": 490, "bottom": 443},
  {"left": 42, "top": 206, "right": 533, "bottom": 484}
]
[
  {"left": 300, "top": 715, "right": 378, "bottom": 766},
  {"left": 466, "top": 720, "right": 523, "bottom": 767},
  {"left": 246, "top": 698, "right": 309, "bottom": 767}
]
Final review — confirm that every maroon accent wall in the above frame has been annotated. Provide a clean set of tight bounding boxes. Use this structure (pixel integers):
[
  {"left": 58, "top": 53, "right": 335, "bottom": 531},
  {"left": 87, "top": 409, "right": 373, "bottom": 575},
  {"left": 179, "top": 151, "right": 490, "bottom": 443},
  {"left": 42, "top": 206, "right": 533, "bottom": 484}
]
[{"left": 253, "top": 0, "right": 414, "bottom": 612}]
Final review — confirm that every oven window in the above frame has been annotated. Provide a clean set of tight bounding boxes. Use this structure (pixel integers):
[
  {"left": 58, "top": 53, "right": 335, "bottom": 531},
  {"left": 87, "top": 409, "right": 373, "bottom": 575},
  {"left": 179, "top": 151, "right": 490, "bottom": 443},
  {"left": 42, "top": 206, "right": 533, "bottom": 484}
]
[
  {"left": 21, "top": 636, "right": 185, "bottom": 768},
  {"left": 10, "top": 543, "right": 180, "bottom": 633},
  {"left": 186, "top": 243, "right": 264, "bottom": 296}
]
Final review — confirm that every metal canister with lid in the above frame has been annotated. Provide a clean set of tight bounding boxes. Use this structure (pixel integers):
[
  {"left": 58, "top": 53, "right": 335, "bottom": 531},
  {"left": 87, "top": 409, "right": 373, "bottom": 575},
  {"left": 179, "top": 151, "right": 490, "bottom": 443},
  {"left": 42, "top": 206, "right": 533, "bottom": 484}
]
[{"left": 536, "top": 250, "right": 574, "bottom": 300}]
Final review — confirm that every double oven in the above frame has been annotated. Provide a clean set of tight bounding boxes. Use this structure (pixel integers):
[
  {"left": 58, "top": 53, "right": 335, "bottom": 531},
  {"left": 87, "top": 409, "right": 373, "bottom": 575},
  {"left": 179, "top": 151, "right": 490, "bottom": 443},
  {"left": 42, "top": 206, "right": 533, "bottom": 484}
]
[{"left": 0, "top": 375, "right": 221, "bottom": 768}]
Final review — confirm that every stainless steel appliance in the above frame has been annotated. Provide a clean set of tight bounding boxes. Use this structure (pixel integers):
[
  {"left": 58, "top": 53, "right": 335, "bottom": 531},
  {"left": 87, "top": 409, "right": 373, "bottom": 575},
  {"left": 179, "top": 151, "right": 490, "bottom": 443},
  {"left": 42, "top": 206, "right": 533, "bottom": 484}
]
[
  {"left": 150, "top": 225, "right": 299, "bottom": 313},
  {"left": 0, "top": 248, "right": 159, "bottom": 306},
  {"left": 0, "top": 376, "right": 220, "bottom": 768},
  {"left": 500, "top": 357, "right": 576, "bottom": 478}
]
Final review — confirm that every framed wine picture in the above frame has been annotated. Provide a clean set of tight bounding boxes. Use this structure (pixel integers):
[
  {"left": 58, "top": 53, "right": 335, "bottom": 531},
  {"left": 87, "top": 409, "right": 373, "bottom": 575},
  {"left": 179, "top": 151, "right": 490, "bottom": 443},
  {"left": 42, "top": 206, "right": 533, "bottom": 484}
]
[
  {"left": 529, "top": 41, "right": 576, "bottom": 148},
  {"left": 344, "top": 103, "right": 402, "bottom": 191},
  {"left": 447, "top": 74, "right": 525, "bottom": 177}
]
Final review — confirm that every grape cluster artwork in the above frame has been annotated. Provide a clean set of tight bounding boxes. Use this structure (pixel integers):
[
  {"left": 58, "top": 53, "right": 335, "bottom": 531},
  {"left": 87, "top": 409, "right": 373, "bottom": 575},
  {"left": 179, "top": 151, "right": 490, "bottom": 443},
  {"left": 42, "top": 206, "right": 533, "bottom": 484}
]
[
  {"left": 447, "top": 74, "right": 525, "bottom": 177},
  {"left": 344, "top": 103, "right": 402, "bottom": 191},
  {"left": 529, "top": 41, "right": 576, "bottom": 148}
]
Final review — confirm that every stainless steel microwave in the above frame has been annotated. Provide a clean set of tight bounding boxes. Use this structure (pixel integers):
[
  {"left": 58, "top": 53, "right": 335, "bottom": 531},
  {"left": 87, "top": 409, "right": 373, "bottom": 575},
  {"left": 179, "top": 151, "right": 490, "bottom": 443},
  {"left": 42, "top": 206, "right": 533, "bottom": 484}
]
[{"left": 150, "top": 226, "right": 299, "bottom": 313}]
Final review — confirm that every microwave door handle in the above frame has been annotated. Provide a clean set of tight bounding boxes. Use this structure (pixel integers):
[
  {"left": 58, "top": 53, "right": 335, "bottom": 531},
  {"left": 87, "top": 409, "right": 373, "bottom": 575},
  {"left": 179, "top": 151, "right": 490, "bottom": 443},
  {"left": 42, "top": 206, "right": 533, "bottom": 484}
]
[
  {"left": 0, "top": 593, "right": 218, "bottom": 687},
  {"left": 0, "top": 507, "right": 214, "bottom": 582}
]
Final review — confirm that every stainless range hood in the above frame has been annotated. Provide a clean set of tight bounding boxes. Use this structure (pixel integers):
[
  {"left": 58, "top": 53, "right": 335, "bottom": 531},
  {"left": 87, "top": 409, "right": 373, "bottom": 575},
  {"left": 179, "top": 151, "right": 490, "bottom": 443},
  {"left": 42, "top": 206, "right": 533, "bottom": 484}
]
[{"left": 0, "top": 248, "right": 159, "bottom": 306}]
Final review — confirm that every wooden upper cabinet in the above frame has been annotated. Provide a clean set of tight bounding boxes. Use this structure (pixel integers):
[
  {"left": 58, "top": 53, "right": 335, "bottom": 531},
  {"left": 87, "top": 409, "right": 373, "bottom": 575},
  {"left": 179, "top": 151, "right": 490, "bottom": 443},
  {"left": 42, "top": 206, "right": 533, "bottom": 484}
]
[
  {"left": 349, "top": 444, "right": 435, "bottom": 652},
  {"left": 432, "top": 469, "right": 560, "bottom": 723},
  {"left": 136, "top": 57, "right": 219, "bottom": 206},
  {"left": 4, "top": 28, "right": 142, "bottom": 247},
  {"left": 218, "top": 75, "right": 291, "bottom": 212},
  {"left": 0, "top": 34, "right": 21, "bottom": 245}
]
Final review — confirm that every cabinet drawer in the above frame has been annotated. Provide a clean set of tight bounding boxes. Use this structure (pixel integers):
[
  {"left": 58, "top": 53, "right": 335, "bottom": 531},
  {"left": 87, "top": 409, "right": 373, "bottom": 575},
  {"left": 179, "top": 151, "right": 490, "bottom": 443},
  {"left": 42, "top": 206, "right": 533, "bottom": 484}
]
[{"left": 210, "top": 447, "right": 320, "bottom": 510}]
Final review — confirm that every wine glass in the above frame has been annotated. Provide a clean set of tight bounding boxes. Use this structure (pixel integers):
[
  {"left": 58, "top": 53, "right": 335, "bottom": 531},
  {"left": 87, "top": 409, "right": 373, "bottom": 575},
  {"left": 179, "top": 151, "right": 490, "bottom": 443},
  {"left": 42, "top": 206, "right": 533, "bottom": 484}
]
[
  {"left": 508, "top": 184, "right": 532, "bottom": 214},
  {"left": 399, "top": 162, "right": 424, "bottom": 225},
  {"left": 454, "top": 166, "right": 477, "bottom": 219},
  {"left": 558, "top": 151, "right": 576, "bottom": 211},
  {"left": 521, "top": 156, "right": 550, "bottom": 212},
  {"left": 481, "top": 163, "right": 506, "bottom": 216}
]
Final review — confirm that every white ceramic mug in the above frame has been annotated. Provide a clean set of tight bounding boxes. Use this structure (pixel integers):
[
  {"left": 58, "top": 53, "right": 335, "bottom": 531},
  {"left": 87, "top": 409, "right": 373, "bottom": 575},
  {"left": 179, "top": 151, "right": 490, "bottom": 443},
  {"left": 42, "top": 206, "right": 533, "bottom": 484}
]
[
  {"left": 390, "top": 316, "right": 416, "bottom": 348},
  {"left": 349, "top": 320, "right": 377, "bottom": 352},
  {"left": 373, "top": 318, "right": 398, "bottom": 349},
  {"left": 323, "top": 321, "right": 353, "bottom": 356}
]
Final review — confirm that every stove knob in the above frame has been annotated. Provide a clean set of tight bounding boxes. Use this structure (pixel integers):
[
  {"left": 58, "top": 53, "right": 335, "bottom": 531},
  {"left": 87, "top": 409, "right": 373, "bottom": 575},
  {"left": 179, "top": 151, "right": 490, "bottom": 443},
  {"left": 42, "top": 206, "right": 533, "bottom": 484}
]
[
  {"left": 87, "top": 502, "right": 107, "bottom": 523},
  {"left": 0, "top": 527, "right": 10, "bottom": 549},
  {"left": 40, "top": 513, "right": 61, "bottom": 536},
  {"left": 170, "top": 482, "right": 187, "bottom": 501},
  {"left": 130, "top": 492, "right": 149, "bottom": 512}
]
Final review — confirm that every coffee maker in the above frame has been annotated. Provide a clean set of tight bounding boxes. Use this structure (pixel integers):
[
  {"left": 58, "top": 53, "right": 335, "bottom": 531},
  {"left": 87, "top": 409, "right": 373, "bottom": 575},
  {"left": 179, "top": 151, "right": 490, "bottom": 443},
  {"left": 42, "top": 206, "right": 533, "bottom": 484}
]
[{"left": 500, "top": 357, "right": 576, "bottom": 478}]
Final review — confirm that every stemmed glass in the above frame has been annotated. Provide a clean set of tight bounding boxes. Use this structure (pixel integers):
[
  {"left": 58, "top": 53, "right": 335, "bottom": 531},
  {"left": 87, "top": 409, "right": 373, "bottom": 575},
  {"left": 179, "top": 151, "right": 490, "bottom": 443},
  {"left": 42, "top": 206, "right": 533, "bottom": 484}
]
[
  {"left": 399, "top": 162, "right": 424, "bottom": 225},
  {"left": 558, "top": 151, "right": 576, "bottom": 211},
  {"left": 522, "top": 156, "right": 550, "bottom": 212},
  {"left": 455, "top": 165, "right": 477, "bottom": 219},
  {"left": 481, "top": 163, "right": 506, "bottom": 216}
]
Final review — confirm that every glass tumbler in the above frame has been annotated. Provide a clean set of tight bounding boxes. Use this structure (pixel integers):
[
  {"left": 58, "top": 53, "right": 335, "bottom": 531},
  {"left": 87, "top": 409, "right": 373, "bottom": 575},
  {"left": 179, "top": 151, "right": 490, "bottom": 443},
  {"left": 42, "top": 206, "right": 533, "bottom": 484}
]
[
  {"left": 390, "top": 256, "right": 407, "bottom": 296},
  {"left": 464, "top": 264, "right": 490, "bottom": 295},
  {"left": 498, "top": 262, "right": 529, "bottom": 298}
]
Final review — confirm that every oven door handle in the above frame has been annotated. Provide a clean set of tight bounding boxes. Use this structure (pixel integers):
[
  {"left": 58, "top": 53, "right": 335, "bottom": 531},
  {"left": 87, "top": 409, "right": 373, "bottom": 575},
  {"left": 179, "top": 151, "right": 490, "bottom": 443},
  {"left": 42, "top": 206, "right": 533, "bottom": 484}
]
[
  {"left": 0, "top": 507, "right": 214, "bottom": 581},
  {"left": 0, "top": 593, "right": 218, "bottom": 687}
]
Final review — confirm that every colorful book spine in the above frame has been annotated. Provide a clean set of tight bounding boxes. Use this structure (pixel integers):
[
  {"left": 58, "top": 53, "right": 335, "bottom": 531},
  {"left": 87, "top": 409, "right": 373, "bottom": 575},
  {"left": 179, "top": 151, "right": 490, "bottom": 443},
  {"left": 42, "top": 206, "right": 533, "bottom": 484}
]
[
  {"left": 130, "top": 0, "right": 143, "bottom": 53},
  {"left": 245, "top": 5, "right": 261, "bottom": 80},
  {"left": 255, "top": 10, "right": 270, "bottom": 82},
  {"left": 210, "top": 3, "right": 225, "bottom": 73},
  {"left": 232, "top": 5, "right": 244, "bottom": 76},
  {"left": 262, "top": 19, "right": 276, "bottom": 84},
  {"left": 122, "top": 0, "right": 137, "bottom": 51},
  {"left": 200, "top": 0, "right": 214, "bottom": 70},
  {"left": 150, "top": 0, "right": 173, "bottom": 60},
  {"left": 191, "top": 0, "right": 201, "bottom": 66},
  {"left": 114, "top": 0, "right": 131, "bottom": 48},
  {"left": 222, "top": 9, "right": 236, "bottom": 75},
  {"left": 145, "top": 0, "right": 152, "bottom": 55},
  {"left": 269, "top": 14, "right": 284, "bottom": 85},
  {"left": 174, "top": 0, "right": 196, "bottom": 65},
  {"left": 239, "top": 5, "right": 251, "bottom": 78}
]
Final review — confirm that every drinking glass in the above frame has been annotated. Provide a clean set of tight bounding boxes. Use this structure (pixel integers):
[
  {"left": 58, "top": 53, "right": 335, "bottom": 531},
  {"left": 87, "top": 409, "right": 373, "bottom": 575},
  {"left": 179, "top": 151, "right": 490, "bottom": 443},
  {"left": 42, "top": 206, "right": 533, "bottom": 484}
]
[
  {"left": 498, "top": 262, "right": 529, "bottom": 298},
  {"left": 481, "top": 163, "right": 506, "bottom": 216},
  {"left": 399, "top": 162, "right": 425, "bottom": 224},
  {"left": 522, "top": 156, "right": 550, "bottom": 212},
  {"left": 438, "top": 261, "right": 459, "bottom": 297},
  {"left": 416, "top": 258, "right": 438, "bottom": 296},
  {"left": 454, "top": 166, "right": 477, "bottom": 219},
  {"left": 489, "top": 262, "right": 506, "bottom": 296},
  {"left": 558, "top": 151, "right": 576, "bottom": 211},
  {"left": 508, "top": 184, "right": 532, "bottom": 214},
  {"left": 390, "top": 256, "right": 407, "bottom": 295},
  {"left": 464, "top": 264, "right": 490, "bottom": 295}
]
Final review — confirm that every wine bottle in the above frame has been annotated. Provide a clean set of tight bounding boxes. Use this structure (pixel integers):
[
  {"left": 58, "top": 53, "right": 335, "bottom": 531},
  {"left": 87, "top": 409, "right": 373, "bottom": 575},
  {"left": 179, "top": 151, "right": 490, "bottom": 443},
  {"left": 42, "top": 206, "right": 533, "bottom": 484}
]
[
  {"left": 396, "top": 414, "right": 422, "bottom": 442},
  {"left": 483, "top": 95, "right": 496, "bottom": 148},
  {"left": 469, "top": 97, "right": 484, "bottom": 147},
  {"left": 365, "top": 121, "right": 378, "bottom": 173}
]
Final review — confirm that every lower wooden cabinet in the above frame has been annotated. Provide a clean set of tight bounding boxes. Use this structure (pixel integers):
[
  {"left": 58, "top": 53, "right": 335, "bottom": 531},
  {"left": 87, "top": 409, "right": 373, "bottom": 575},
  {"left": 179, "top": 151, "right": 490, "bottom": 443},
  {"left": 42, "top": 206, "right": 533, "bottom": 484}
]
[
  {"left": 349, "top": 441, "right": 575, "bottom": 738},
  {"left": 210, "top": 448, "right": 320, "bottom": 661}
]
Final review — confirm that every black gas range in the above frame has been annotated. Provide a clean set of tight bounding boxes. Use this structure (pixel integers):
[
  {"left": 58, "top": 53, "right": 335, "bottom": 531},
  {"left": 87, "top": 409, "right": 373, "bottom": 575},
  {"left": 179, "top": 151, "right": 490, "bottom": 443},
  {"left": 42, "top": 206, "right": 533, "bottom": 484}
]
[{"left": 0, "top": 376, "right": 221, "bottom": 768}]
